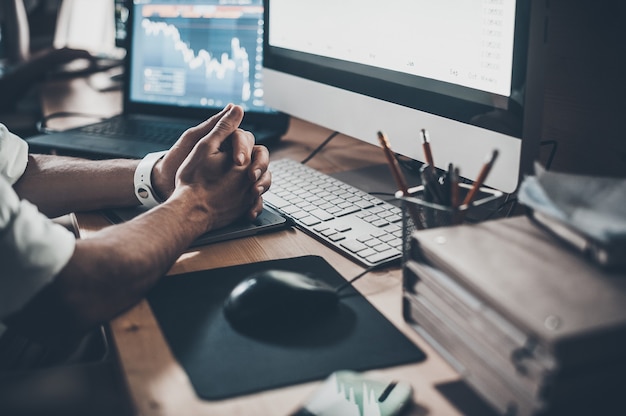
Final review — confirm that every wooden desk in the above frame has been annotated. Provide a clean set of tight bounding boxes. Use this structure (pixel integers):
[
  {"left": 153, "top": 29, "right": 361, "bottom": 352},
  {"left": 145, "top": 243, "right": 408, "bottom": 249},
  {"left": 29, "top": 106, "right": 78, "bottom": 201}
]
[{"left": 43, "top": 75, "right": 474, "bottom": 416}]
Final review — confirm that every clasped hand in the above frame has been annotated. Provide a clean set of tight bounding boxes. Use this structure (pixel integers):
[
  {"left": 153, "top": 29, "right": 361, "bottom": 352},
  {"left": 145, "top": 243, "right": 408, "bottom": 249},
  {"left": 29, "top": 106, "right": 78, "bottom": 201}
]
[{"left": 151, "top": 104, "right": 270, "bottom": 230}]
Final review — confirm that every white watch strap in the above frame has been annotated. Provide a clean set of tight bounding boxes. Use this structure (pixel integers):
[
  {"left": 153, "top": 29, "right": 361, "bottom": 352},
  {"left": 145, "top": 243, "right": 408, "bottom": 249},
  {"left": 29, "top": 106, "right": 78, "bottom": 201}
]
[{"left": 134, "top": 151, "right": 168, "bottom": 208}]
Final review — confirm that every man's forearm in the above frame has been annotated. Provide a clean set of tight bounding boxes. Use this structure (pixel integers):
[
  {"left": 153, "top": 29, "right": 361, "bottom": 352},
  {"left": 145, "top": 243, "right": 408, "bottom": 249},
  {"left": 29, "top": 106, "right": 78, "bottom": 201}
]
[
  {"left": 6, "top": 188, "right": 212, "bottom": 336},
  {"left": 13, "top": 154, "right": 140, "bottom": 217}
]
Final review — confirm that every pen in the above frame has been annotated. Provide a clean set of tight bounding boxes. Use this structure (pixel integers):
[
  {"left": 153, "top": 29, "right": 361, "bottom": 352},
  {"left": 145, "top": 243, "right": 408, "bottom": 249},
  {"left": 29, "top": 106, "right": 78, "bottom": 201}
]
[
  {"left": 438, "top": 163, "right": 453, "bottom": 206},
  {"left": 420, "top": 129, "right": 435, "bottom": 170},
  {"left": 450, "top": 166, "right": 460, "bottom": 210},
  {"left": 419, "top": 164, "right": 437, "bottom": 228},
  {"left": 462, "top": 149, "right": 499, "bottom": 207},
  {"left": 420, "top": 164, "right": 444, "bottom": 205},
  {"left": 377, "top": 131, "right": 423, "bottom": 229},
  {"left": 450, "top": 166, "right": 461, "bottom": 224}
]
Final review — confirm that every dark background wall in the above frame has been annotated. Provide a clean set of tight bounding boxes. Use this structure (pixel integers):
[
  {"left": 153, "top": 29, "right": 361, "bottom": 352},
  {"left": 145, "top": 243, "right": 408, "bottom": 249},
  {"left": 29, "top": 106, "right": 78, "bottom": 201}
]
[{"left": 541, "top": 0, "right": 626, "bottom": 177}]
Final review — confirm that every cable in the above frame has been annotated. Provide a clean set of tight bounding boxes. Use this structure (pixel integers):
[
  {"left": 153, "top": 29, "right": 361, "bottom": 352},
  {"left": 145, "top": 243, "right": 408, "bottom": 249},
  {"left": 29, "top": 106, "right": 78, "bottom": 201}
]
[
  {"left": 300, "top": 131, "right": 340, "bottom": 164},
  {"left": 478, "top": 194, "right": 519, "bottom": 222},
  {"left": 539, "top": 139, "right": 558, "bottom": 170},
  {"left": 396, "top": 154, "right": 424, "bottom": 175},
  {"left": 36, "top": 111, "right": 113, "bottom": 134},
  {"left": 335, "top": 264, "right": 382, "bottom": 293},
  {"left": 477, "top": 140, "right": 556, "bottom": 221},
  {"left": 504, "top": 198, "right": 519, "bottom": 217}
]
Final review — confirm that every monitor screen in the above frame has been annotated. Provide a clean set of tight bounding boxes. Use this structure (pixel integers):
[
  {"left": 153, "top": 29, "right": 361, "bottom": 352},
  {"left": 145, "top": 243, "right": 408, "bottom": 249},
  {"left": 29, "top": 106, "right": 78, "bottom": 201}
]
[
  {"left": 263, "top": 0, "right": 547, "bottom": 193},
  {"left": 128, "top": 0, "right": 275, "bottom": 114}
]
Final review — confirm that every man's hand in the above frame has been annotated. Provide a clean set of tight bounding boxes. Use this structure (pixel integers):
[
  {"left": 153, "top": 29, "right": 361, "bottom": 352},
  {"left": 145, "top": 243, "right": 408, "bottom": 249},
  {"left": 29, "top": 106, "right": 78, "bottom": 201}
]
[
  {"left": 152, "top": 104, "right": 270, "bottom": 220},
  {"left": 168, "top": 105, "right": 270, "bottom": 231}
]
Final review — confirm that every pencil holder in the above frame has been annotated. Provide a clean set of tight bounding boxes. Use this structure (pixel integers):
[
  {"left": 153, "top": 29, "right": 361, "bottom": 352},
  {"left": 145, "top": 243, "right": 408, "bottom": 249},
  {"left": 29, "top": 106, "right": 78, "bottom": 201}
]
[{"left": 398, "top": 184, "right": 503, "bottom": 263}]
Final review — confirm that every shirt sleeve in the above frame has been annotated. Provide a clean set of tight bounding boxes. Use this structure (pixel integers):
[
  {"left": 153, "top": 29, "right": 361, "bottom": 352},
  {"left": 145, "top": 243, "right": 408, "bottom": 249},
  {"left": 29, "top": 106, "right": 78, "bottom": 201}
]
[
  {"left": 0, "top": 126, "right": 76, "bottom": 320},
  {"left": 0, "top": 123, "right": 29, "bottom": 185}
]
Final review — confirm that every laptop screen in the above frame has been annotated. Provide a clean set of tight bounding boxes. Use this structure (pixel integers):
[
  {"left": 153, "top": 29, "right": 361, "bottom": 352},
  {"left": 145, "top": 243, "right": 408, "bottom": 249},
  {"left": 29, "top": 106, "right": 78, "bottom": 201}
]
[{"left": 128, "top": 0, "right": 275, "bottom": 115}]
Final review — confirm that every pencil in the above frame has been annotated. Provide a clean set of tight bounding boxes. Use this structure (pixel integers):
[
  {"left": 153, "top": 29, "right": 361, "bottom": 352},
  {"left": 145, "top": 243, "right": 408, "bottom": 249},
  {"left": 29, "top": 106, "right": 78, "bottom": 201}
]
[
  {"left": 420, "top": 129, "right": 435, "bottom": 169},
  {"left": 377, "top": 131, "right": 411, "bottom": 196},
  {"left": 377, "top": 131, "right": 423, "bottom": 229},
  {"left": 462, "top": 149, "right": 499, "bottom": 207}
]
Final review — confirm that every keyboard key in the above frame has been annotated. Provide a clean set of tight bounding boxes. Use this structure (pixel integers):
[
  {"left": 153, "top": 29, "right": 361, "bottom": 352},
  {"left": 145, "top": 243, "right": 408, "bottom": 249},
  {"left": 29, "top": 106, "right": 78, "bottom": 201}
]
[
  {"left": 340, "top": 240, "right": 368, "bottom": 253},
  {"left": 357, "top": 248, "right": 378, "bottom": 259},
  {"left": 300, "top": 216, "right": 321, "bottom": 226},
  {"left": 365, "top": 248, "right": 401, "bottom": 264},
  {"left": 371, "top": 219, "right": 389, "bottom": 227},
  {"left": 328, "top": 233, "right": 346, "bottom": 242},
  {"left": 292, "top": 211, "right": 310, "bottom": 220},
  {"left": 355, "top": 200, "right": 374, "bottom": 209},
  {"left": 310, "top": 209, "right": 334, "bottom": 221},
  {"left": 335, "top": 225, "right": 352, "bottom": 233},
  {"left": 378, "top": 233, "right": 396, "bottom": 243},
  {"left": 263, "top": 193, "right": 290, "bottom": 209},
  {"left": 357, "top": 234, "right": 375, "bottom": 243}
]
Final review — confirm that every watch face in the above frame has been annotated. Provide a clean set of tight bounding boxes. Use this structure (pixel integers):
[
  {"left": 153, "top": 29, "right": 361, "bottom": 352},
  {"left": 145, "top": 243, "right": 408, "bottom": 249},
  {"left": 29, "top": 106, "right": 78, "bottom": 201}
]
[{"left": 137, "top": 187, "right": 150, "bottom": 199}]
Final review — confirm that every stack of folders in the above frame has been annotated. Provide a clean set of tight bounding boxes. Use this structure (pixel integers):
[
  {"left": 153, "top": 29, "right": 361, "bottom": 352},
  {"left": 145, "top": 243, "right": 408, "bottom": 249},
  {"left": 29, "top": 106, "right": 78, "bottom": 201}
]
[{"left": 402, "top": 216, "right": 626, "bottom": 416}]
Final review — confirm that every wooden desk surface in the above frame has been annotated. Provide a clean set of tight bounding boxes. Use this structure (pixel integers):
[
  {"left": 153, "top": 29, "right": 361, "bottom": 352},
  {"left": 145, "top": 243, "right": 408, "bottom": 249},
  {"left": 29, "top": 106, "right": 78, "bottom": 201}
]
[{"left": 46, "top": 75, "right": 469, "bottom": 416}]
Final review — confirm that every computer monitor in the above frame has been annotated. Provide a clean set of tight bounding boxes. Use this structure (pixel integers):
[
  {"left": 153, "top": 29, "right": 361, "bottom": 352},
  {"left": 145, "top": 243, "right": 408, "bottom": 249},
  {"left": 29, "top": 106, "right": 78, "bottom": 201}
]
[
  {"left": 54, "top": 0, "right": 125, "bottom": 59},
  {"left": 262, "top": 0, "right": 547, "bottom": 193}
]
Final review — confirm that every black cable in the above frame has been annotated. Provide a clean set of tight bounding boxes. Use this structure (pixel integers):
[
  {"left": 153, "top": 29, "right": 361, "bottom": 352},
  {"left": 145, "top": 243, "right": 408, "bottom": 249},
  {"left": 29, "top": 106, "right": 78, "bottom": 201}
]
[
  {"left": 539, "top": 139, "right": 558, "bottom": 170},
  {"left": 479, "top": 194, "right": 519, "bottom": 221},
  {"left": 396, "top": 154, "right": 424, "bottom": 175},
  {"left": 335, "top": 264, "right": 383, "bottom": 294},
  {"left": 36, "top": 111, "right": 113, "bottom": 134},
  {"left": 505, "top": 198, "right": 519, "bottom": 217},
  {"left": 477, "top": 140, "right": 555, "bottom": 220},
  {"left": 300, "top": 131, "right": 340, "bottom": 164}
]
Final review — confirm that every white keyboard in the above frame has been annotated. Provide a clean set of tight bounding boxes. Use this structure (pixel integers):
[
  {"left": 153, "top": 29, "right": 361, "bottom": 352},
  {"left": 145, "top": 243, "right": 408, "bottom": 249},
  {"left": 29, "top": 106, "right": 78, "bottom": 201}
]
[{"left": 264, "top": 159, "right": 403, "bottom": 267}]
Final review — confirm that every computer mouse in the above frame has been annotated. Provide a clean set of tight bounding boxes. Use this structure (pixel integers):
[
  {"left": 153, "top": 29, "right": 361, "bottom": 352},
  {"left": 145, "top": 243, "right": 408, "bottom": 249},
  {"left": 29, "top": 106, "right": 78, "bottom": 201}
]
[{"left": 224, "top": 269, "right": 339, "bottom": 332}]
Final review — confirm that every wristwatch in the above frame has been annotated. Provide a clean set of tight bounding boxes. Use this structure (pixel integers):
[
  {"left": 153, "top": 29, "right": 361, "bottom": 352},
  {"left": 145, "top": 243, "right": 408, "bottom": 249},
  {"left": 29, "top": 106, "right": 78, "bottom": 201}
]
[{"left": 134, "top": 150, "right": 168, "bottom": 208}]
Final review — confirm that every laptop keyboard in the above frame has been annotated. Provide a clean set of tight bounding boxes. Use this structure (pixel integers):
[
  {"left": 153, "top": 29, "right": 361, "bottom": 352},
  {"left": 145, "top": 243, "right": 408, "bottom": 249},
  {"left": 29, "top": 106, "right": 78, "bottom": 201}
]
[
  {"left": 79, "top": 117, "right": 189, "bottom": 145},
  {"left": 264, "top": 159, "right": 403, "bottom": 267}
]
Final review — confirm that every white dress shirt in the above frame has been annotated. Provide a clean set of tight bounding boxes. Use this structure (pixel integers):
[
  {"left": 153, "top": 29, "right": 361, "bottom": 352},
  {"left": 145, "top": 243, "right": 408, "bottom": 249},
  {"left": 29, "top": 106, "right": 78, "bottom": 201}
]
[{"left": 0, "top": 124, "right": 76, "bottom": 336}]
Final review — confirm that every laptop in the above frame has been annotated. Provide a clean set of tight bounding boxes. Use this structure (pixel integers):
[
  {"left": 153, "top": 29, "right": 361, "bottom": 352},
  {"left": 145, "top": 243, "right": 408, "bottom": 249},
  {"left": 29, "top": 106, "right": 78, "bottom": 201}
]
[{"left": 27, "top": 0, "right": 288, "bottom": 158}]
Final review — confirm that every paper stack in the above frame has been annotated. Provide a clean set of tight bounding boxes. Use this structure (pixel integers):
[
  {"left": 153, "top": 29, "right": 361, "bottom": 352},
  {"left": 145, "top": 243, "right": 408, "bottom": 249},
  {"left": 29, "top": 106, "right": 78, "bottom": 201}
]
[{"left": 403, "top": 216, "right": 626, "bottom": 415}]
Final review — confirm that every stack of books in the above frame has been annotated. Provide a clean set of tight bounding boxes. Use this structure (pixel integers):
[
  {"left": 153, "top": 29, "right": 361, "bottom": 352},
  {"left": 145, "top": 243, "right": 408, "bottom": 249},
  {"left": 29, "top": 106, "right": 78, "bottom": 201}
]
[{"left": 402, "top": 216, "right": 626, "bottom": 415}]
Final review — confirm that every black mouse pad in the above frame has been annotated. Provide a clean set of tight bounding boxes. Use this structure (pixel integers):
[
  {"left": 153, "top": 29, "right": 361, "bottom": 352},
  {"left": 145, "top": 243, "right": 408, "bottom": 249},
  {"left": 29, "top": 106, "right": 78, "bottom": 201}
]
[{"left": 146, "top": 255, "right": 426, "bottom": 400}]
